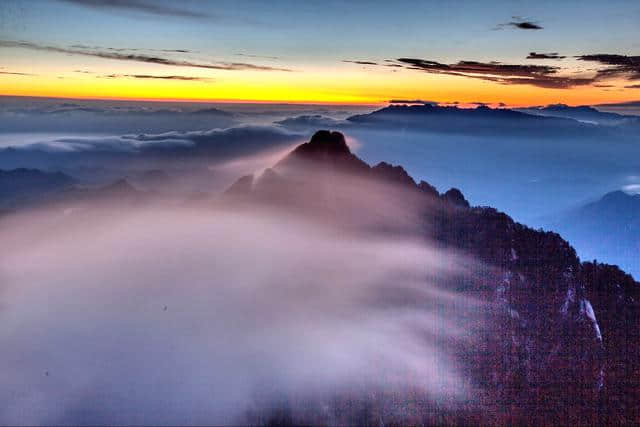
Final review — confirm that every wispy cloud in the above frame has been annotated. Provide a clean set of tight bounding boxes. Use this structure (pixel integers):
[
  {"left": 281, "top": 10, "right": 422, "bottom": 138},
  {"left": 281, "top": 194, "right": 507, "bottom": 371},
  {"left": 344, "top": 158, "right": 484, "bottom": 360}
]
[
  {"left": 527, "top": 52, "right": 566, "bottom": 60},
  {"left": 576, "top": 54, "right": 640, "bottom": 80},
  {"left": 383, "top": 52, "right": 640, "bottom": 89},
  {"left": 388, "top": 99, "right": 438, "bottom": 105},
  {"left": 343, "top": 60, "right": 379, "bottom": 66},
  {"left": 390, "top": 57, "right": 596, "bottom": 89},
  {"left": 101, "top": 73, "right": 211, "bottom": 81},
  {"left": 59, "top": 0, "right": 210, "bottom": 19},
  {"left": 0, "top": 40, "right": 293, "bottom": 72},
  {"left": 69, "top": 44, "right": 193, "bottom": 53},
  {"left": 494, "top": 16, "right": 543, "bottom": 30},
  {"left": 235, "top": 53, "right": 280, "bottom": 60},
  {"left": 0, "top": 70, "right": 35, "bottom": 76}
]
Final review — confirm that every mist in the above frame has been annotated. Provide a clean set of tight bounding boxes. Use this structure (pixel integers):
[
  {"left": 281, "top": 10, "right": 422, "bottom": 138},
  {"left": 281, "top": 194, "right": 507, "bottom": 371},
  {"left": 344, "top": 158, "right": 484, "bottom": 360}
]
[{"left": 0, "top": 191, "right": 482, "bottom": 425}]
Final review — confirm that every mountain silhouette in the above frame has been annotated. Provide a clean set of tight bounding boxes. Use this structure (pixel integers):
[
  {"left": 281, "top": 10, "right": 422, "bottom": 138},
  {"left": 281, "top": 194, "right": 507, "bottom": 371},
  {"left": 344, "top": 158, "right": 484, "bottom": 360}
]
[
  {"left": 225, "top": 130, "right": 640, "bottom": 424},
  {"left": 346, "top": 104, "right": 605, "bottom": 136},
  {"left": 517, "top": 104, "right": 636, "bottom": 125},
  {"left": 546, "top": 190, "right": 640, "bottom": 279}
]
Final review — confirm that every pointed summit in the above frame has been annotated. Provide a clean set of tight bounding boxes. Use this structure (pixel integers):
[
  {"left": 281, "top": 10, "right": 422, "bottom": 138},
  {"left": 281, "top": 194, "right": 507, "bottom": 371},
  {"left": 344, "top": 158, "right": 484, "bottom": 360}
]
[
  {"left": 276, "top": 130, "right": 370, "bottom": 174},
  {"left": 290, "top": 130, "right": 352, "bottom": 158}
]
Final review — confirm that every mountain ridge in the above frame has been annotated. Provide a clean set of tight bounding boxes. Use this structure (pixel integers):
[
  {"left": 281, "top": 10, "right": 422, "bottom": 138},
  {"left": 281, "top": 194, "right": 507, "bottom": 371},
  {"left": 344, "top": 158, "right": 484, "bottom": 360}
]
[{"left": 225, "top": 129, "right": 640, "bottom": 424}]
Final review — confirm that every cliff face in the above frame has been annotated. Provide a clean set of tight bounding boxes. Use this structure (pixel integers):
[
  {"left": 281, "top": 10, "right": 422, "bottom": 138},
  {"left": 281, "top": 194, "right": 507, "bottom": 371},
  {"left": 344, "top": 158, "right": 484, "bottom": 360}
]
[{"left": 226, "top": 130, "right": 640, "bottom": 424}]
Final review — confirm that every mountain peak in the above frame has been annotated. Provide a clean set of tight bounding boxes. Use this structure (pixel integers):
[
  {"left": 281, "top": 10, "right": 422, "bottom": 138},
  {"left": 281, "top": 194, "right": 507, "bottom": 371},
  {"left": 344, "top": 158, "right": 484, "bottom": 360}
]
[
  {"left": 275, "top": 130, "right": 370, "bottom": 175},
  {"left": 291, "top": 130, "right": 352, "bottom": 157}
]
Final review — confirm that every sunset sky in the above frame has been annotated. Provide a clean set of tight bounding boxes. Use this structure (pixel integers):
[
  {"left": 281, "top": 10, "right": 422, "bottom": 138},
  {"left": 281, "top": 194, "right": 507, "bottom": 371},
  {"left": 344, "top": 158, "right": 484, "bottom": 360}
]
[{"left": 1, "top": 0, "right": 639, "bottom": 105}]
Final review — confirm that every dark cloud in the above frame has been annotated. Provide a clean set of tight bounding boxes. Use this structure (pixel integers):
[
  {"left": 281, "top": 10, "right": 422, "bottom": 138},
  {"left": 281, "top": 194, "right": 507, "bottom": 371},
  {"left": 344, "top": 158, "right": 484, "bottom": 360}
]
[
  {"left": 625, "top": 84, "right": 640, "bottom": 89},
  {"left": 101, "top": 73, "right": 211, "bottom": 81},
  {"left": 510, "top": 21, "right": 543, "bottom": 30},
  {"left": 576, "top": 54, "right": 640, "bottom": 80},
  {"left": 0, "top": 70, "right": 34, "bottom": 76},
  {"left": 0, "top": 40, "right": 293, "bottom": 72},
  {"left": 495, "top": 17, "right": 543, "bottom": 30},
  {"left": 382, "top": 60, "right": 404, "bottom": 68},
  {"left": 392, "top": 57, "right": 595, "bottom": 89},
  {"left": 59, "top": 0, "right": 210, "bottom": 19},
  {"left": 343, "top": 60, "right": 379, "bottom": 66},
  {"left": 389, "top": 99, "right": 438, "bottom": 105},
  {"left": 396, "top": 58, "right": 558, "bottom": 77},
  {"left": 527, "top": 52, "right": 566, "bottom": 60}
]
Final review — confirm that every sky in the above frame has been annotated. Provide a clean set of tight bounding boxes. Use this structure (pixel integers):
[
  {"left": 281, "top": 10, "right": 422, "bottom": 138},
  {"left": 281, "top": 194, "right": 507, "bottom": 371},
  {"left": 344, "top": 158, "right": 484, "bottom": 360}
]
[{"left": 0, "top": 0, "right": 639, "bottom": 105}]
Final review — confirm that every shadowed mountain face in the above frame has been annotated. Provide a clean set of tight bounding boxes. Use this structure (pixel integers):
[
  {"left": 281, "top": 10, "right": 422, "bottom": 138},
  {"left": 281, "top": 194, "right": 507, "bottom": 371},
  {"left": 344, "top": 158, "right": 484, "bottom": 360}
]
[
  {"left": 546, "top": 190, "right": 640, "bottom": 279},
  {"left": 226, "top": 130, "right": 640, "bottom": 425}
]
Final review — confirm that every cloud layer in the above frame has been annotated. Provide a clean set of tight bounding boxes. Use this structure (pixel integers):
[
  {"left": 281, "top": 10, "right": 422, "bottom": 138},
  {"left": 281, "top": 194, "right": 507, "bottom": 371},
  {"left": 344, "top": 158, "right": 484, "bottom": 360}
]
[
  {"left": 101, "top": 73, "right": 211, "bottom": 81},
  {"left": 60, "top": 0, "right": 210, "bottom": 19},
  {"left": 527, "top": 52, "right": 566, "bottom": 60},
  {"left": 392, "top": 58, "right": 595, "bottom": 89},
  {"left": 0, "top": 40, "right": 292, "bottom": 72},
  {"left": 577, "top": 54, "right": 640, "bottom": 80},
  {"left": 0, "top": 196, "right": 479, "bottom": 424}
]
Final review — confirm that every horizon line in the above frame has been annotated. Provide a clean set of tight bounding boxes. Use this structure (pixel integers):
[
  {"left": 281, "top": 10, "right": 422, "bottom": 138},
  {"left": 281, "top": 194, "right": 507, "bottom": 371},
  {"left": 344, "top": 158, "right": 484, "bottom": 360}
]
[{"left": 1, "top": 93, "right": 636, "bottom": 108}]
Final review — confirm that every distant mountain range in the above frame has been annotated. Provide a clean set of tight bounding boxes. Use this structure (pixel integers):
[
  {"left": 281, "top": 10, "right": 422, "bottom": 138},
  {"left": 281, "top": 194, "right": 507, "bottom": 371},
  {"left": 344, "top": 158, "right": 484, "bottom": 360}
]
[
  {"left": 516, "top": 104, "right": 639, "bottom": 125},
  {"left": 546, "top": 190, "right": 640, "bottom": 278},
  {"left": 344, "top": 104, "right": 604, "bottom": 136}
]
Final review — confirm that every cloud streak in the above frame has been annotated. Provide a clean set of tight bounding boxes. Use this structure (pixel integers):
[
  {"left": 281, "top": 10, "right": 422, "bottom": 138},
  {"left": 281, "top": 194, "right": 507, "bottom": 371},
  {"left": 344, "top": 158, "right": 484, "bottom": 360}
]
[
  {"left": 391, "top": 57, "right": 596, "bottom": 89},
  {"left": 388, "top": 99, "right": 438, "bottom": 105},
  {"left": 69, "top": 44, "right": 193, "bottom": 53},
  {"left": 101, "top": 73, "right": 211, "bottom": 81},
  {"left": 0, "top": 40, "right": 293, "bottom": 72},
  {"left": 0, "top": 70, "right": 35, "bottom": 76},
  {"left": 495, "top": 17, "right": 543, "bottom": 30},
  {"left": 342, "top": 60, "right": 379, "bottom": 66},
  {"left": 527, "top": 52, "right": 566, "bottom": 60},
  {"left": 60, "top": 0, "right": 210, "bottom": 19},
  {"left": 577, "top": 54, "right": 640, "bottom": 80}
]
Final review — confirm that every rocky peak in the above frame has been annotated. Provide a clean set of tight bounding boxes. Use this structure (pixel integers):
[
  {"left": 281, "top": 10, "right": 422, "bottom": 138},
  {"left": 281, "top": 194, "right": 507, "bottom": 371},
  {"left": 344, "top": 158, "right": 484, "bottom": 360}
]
[
  {"left": 441, "top": 188, "right": 470, "bottom": 208},
  {"left": 275, "top": 130, "right": 370, "bottom": 176},
  {"left": 371, "top": 161, "right": 417, "bottom": 187},
  {"left": 289, "top": 130, "right": 351, "bottom": 158}
]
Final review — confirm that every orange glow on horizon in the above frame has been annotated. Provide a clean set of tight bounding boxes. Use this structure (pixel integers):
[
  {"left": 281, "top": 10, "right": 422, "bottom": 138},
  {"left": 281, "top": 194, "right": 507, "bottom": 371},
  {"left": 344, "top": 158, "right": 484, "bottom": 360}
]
[{"left": 1, "top": 68, "right": 638, "bottom": 107}]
